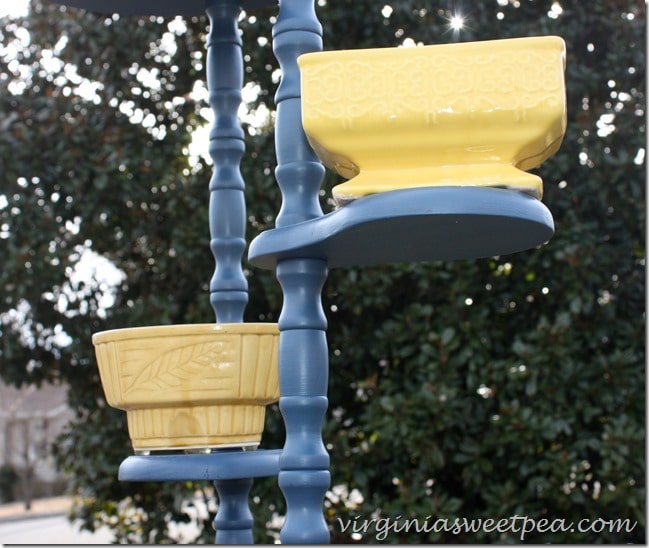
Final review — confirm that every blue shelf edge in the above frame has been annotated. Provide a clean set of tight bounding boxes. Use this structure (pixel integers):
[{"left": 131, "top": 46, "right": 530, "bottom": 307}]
[
  {"left": 118, "top": 449, "right": 281, "bottom": 482},
  {"left": 248, "top": 186, "right": 555, "bottom": 270}
]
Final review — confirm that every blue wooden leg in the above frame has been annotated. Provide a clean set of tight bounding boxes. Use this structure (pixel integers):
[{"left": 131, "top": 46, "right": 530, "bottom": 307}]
[
  {"left": 272, "top": 0, "right": 325, "bottom": 229},
  {"left": 213, "top": 478, "right": 255, "bottom": 544},
  {"left": 276, "top": 259, "right": 330, "bottom": 543},
  {"left": 270, "top": 0, "right": 330, "bottom": 542},
  {"left": 206, "top": 0, "right": 248, "bottom": 323},
  {"left": 206, "top": 2, "right": 255, "bottom": 544}
]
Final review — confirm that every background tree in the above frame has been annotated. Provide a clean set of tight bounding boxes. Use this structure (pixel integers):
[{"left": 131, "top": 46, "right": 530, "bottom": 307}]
[{"left": 0, "top": 0, "right": 644, "bottom": 543}]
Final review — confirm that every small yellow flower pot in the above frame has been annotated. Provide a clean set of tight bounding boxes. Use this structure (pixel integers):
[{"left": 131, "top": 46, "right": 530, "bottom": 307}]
[
  {"left": 92, "top": 323, "right": 279, "bottom": 452},
  {"left": 298, "top": 36, "right": 566, "bottom": 205}
]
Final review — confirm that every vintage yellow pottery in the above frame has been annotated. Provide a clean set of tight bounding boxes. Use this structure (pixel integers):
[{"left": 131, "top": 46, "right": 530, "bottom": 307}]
[
  {"left": 92, "top": 323, "right": 279, "bottom": 452},
  {"left": 298, "top": 36, "right": 567, "bottom": 205}
]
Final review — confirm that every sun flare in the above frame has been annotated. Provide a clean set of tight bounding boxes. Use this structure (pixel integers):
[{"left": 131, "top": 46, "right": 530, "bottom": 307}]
[{"left": 449, "top": 14, "right": 465, "bottom": 31}]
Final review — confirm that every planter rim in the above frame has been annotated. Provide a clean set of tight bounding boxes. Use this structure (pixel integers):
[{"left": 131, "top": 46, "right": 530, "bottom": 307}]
[
  {"left": 298, "top": 35, "right": 565, "bottom": 65},
  {"left": 92, "top": 323, "right": 278, "bottom": 345}
]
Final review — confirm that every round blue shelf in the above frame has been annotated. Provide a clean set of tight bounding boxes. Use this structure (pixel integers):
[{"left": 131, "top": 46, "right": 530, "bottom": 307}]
[
  {"left": 248, "top": 187, "right": 554, "bottom": 269},
  {"left": 45, "top": 0, "right": 276, "bottom": 16},
  {"left": 118, "top": 449, "right": 281, "bottom": 481}
]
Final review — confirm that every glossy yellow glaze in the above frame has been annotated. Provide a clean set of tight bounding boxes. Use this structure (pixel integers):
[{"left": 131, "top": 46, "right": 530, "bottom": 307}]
[
  {"left": 92, "top": 323, "right": 279, "bottom": 451},
  {"left": 298, "top": 36, "right": 566, "bottom": 205}
]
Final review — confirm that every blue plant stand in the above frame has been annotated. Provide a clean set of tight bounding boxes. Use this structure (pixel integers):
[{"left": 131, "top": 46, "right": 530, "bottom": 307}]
[
  {"left": 47, "top": 0, "right": 554, "bottom": 543},
  {"left": 119, "top": 450, "right": 282, "bottom": 543}
]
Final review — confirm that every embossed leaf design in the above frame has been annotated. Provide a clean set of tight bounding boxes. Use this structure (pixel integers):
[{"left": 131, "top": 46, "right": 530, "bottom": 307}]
[{"left": 124, "top": 342, "right": 236, "bottom": 395}]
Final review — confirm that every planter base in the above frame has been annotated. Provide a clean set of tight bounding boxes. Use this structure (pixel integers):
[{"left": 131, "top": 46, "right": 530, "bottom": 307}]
[
  {"left": 332, "top": 164, "right": 544, "bottom": 206},
  {"left": 127, "top": 404, "right": 266, "bottom": 451}
]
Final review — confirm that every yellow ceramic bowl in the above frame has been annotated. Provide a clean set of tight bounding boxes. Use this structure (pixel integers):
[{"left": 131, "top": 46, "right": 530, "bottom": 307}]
[
  {"left": 92, "top": 323, "right": 279, "bottom": 452},
  {"left": 298, "top": 36, "right": 566, "bottom": 205}
]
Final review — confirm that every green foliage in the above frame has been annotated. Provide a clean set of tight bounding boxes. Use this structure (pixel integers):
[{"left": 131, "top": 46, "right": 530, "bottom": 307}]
[{"left": 0, "top": 0, "right": 644, "bottom": 544}]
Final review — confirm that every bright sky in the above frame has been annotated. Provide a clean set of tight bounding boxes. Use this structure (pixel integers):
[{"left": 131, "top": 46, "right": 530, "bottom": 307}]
[{"left": 1, "top": 0, "right": 29, "bottom": 17}]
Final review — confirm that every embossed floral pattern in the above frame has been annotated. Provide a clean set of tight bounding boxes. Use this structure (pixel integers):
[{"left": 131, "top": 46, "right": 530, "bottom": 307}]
[
  {"left": 123, "top": 341, "right": 238, "bottom": 397},
  {"left": 301, "top": 42, "right": 565, "bottom": 129}
]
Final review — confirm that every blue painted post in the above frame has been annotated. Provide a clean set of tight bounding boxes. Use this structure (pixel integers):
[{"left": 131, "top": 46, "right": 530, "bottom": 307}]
[
  {"left": 207, "top": 0, "right": 248, "bottom": 324},
  {"left": 206, "top": 1, "right": 254, "bottom": 543},
  {"left": 272, "top": 0, "right": 330, "bottom": 543},
  {"left": 212, "top": 477, "right": 255, "bottom": 544},
  {"left": 272, "top": 0, "right": 325, "bottom": 229},
  {"left": 276, "top": 259, "right": 330, "bottom": 543}
]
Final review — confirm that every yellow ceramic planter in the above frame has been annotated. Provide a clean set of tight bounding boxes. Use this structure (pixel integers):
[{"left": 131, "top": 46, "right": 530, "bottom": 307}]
[
  {"left": 92, "top": 323, "right": 279, "bottom": 452},
  {"left": 298, "top": 36, "right": 567, "bottom": 205}
]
